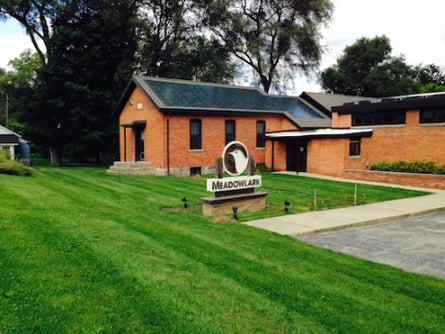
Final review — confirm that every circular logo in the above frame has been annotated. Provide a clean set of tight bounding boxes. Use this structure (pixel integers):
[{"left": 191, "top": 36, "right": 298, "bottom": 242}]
[{"left": 222, "top": 141, "right": 249, "bottom": 176}]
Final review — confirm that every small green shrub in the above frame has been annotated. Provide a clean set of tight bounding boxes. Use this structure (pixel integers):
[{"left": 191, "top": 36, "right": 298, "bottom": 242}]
[
  {"left": 0, "top": 151, "right": 33, "bottom": 176},
  {"left": 371, "top": 160, "right": 445, "bottom": 175},
  {"left": 255, "top": 163, "right": 270, "bottom": 173},
  {"left": 435, "top": 164, "right": 445, "bottom": 175}
]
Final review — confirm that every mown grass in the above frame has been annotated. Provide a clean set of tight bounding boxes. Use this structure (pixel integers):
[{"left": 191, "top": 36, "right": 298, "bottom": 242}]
[{"left": 0, "top": 167, "right": 443, "bottom": 333}]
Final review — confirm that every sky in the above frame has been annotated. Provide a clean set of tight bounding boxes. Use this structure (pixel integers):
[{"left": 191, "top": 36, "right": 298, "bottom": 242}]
[{"left": 1, "top": 0, "right": 445, "bottom": 94}]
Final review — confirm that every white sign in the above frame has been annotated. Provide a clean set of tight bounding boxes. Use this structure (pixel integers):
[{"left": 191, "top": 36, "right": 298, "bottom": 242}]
[
  {"left": 207, "top": 175, "right": 262, "bottom": 192},
  {"left": 222, "top": 141, "right": 249, "bottom": 176}
]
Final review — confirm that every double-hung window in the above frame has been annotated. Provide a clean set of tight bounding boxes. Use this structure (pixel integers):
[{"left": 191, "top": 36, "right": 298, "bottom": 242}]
[
  {"left": 225, "top": 120, "right": 235, "bottom": 144},
  {"left": 256, "top": 120, "right": 266, "bottom": 148},
  {"left": 190, "top": 119, "right": 202, "bottom": 150}
]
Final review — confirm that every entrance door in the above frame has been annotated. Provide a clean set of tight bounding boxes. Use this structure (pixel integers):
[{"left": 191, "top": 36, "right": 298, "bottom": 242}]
[
  {"left": 135, "top": 128, "right": 144, "bottom": 161},
  {"left": 286, "top": 142, "right": 307, "bottom": 172}
]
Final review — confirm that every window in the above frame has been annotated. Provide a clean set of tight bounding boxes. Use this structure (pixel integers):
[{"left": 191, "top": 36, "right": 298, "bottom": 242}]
[
  {"left": 190, "top": 119, "right": 201, "bottom": 150},
  {"left": 225, "top": 120, "right": 235, "bottom": 144},
  {"left": 190, "top": 167, "right": 201, "bottom": 176},
  {"left": 420, "top": 108, "right": 445, "bottom": 123},
  {"left": 349, "top": 138, "right": 361, "bottom": 156},
  {"left": 256, "top": 120, "right": 266, "bottom": 148},
  {"left": 352, "top": 111, "right": 405, "bottom": 126}
]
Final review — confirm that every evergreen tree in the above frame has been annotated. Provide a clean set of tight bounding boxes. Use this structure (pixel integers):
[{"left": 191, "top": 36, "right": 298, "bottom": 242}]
[{"left": 1, "top": 0, "right": 138, "bottom": 165}]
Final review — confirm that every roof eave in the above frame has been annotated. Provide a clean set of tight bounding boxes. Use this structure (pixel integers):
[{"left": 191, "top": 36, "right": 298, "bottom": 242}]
[
  {"left": 265, "top": 128, "right": 373, "bottom": 141},
  {"left": 333, "top": 94, "right": 445, "bottom": 114}
]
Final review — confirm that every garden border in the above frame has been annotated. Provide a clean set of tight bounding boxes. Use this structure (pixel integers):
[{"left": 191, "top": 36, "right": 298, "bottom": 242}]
[{"left": 343, "top": 169, "right": 445, "bottom": 190}]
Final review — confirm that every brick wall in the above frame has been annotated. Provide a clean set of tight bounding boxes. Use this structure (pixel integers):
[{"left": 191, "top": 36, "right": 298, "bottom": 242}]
[
  {"left": 344, "top": 169, "right": 445, "bottom": 190},
  {"left": 120, "top": 86, "right": 297, "bottom": 175},
  {"left": 307, "top": 138, "right": 348, "bottom": 177},
  {"left": 333, "top": 110, "right": 445, "bottom": 170},
  {"left": 119, "top": 87, "right": 166, "bottom": 167}
]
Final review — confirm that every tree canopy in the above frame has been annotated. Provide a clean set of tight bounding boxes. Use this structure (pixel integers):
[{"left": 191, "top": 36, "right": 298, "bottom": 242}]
[
  {"left": 0, "top": 50, "right": 41, "bottom": 133},
  {"left": 1, "top": 0, "right": 139, "bottom": 165},
  {"left": 135, "top": 0, "right": 234, "bottom": 83},
  {"left": 200, "top": 0, "right": 334, "bottom": 93},
  {"left": 321, "top": 35, "right": 445, "bottom": 97}
]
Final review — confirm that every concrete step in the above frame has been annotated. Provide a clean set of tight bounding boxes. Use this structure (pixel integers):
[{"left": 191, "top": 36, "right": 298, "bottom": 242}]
[{"left": 106, "top": 161, "right": 156, "bottom": 175}]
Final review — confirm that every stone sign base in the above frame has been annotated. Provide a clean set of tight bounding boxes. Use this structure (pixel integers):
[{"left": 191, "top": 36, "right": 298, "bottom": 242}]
[{"left": 201, "top": 192, "right": 268, "bottom": 216}]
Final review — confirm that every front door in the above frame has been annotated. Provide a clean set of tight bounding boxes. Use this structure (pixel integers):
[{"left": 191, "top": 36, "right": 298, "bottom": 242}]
[
  {"left": 135, "top": 128, "right": 144, "bottom": 161},
  {"left": 287, "top": 142, "right": 307, "bottom": 172}
]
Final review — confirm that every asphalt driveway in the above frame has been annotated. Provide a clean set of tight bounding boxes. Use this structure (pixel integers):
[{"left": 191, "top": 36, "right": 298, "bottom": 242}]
[{"left": 300, "top": 211, "right": 445, "bottom": 280}]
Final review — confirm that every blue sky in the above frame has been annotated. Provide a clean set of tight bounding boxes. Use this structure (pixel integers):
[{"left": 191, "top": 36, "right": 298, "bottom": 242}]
[
  {"left": 1, "top": 0, "right": 445, "bottom": 94},
  {"left": 0, "top": 19, "right": 25, "bottom": 35}
]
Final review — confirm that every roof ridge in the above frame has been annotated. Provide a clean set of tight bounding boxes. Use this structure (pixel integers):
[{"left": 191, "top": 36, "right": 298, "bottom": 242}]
[{"left": 133, "top": 75, "right": 269, "bottom": 95}]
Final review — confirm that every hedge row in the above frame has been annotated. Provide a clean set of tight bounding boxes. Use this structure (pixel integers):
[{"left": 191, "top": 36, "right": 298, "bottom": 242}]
[
  {"left": 0, "top": 152, "right": 33, "bottom": 176},
  {"left": 371, "top": 160, "right": 445, "bottom": 175}
]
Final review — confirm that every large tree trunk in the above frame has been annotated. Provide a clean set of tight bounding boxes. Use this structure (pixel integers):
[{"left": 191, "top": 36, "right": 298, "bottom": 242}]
[{"left": 49, "top": 146, "right": 63, "bottom": 167}]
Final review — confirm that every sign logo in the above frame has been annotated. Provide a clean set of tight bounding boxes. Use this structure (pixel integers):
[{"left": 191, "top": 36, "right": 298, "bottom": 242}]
[{"left": 222, "top": 141, "right": 249, "bottom": 176}]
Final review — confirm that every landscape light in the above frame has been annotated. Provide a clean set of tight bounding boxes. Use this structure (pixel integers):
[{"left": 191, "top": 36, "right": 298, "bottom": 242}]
[
  {"left": 232, "top": 206, "right": 238, "bottom": 219},
  {"left": 182, "top": 197, "right": 188, "bottom": 209},
  {"left": 284, "top": 201, "right": 290, "bottom": 213}
]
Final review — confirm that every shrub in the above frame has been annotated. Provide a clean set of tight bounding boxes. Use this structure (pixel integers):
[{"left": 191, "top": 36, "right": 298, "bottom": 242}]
[
  {"left": 371, "top": 160, "right": 445, "bottom": 175},
  {"left": 0, "top": 151, "right": 33, "bottom": 176},
  {"left": 435, "top": 164, "right": 445, "bottom": 175}
]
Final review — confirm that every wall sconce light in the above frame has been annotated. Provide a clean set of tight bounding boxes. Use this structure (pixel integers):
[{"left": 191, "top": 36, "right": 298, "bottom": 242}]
[
  {"left": 232, "top": 206, "right": 238, "bottom": 219},
  {"left": 284, "top": 201, "right": 290, "bottom": 213},
  {"left": 182, "top": 197, "right": 188, "bottom": 209}
]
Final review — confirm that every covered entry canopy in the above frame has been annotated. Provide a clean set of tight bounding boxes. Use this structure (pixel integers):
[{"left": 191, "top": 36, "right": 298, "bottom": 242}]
[
  {"left": 121, "top": 120, "right": 147, "bottom": 162},
  {"left": 266, "top": 128, "right": 374, "bottom": 173},
  {"left": 266, "top": 128, "right": 373, "bottom": 140}
]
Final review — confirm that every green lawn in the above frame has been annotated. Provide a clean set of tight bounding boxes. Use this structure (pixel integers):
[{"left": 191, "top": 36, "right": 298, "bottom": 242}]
[{"left": 0, "top": 167, "right": 443, "bottom": 333}]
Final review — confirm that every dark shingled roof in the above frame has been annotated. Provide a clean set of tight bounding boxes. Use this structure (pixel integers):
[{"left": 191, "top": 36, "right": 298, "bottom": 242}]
[
  {"left": 300, "top": 92, "right": 378, "bottom": 116},
  {"left": 0, "top": 125, "right": 20, "bottom": 144},
  {"left": 142, "top": 77, "right": 323, "bottom": 119},
  {"left": 115, "top": 76, "right": 331, "bottom": 129},
  {"left": 332, "top": 92, "right": 445, "bottom": 114}
]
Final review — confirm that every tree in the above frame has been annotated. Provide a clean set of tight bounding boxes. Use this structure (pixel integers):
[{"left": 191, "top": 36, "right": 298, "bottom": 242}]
[
  {"left": 0, "top": 0, "right": 54, "bottom": 65},
  {"left": 1, "top": 0, "right": 138, "bottom": 166},
  {"left": 321, "top": 36, "right": 421, "bottom": 97},
  {"left": 0, "top": 50, "right": 41, "bottom": 133},
  {"left": 199, "top": 0, "right": 333, "bottom": 93},
  {"left": 413, "top": 64, "right": 445, "bottom": 93},
  {"left": 136, "top": 0, "right": 234, "bottom": 83}
]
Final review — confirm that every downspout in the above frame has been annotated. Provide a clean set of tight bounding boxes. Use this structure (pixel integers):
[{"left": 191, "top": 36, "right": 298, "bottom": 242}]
[
  {"left": 166, "top": 118, "right": 170, "bottom": 176},
  {"left": 271, "top": 139, "right": 275, "bottom": 172},
  {"left": 123, "top": 126, "right": 127, "bottom": 162}
]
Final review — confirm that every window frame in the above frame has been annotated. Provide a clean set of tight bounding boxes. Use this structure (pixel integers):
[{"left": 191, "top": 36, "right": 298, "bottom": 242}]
[
  {"left": 349, "top": 138, "right": 361, "bottom": 157},
  {"left": 189, "top": 119, "right": 202, "bottom": 150},
  {"left": 256, "top": 120, "right": 266, "bottom": 148},
  {"left": 420, "top": 108, "right": 445, "bottom": 123},
  {"left": 225, "top": 120, "right": 236, "bottom": 144},
  {"left": 352, "top": 111, "right": 406, "bottom": 126}
]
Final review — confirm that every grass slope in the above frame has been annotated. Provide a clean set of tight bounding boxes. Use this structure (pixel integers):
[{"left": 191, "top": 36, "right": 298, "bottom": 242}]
[{"left": 0, "top": 168, "right": 443, "bottom": 333}]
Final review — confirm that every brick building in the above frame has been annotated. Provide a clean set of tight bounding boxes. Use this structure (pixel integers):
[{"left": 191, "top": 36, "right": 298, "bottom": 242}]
[
  {"left": 331, "top": 93, "right": 445, "bottom": 172},
  {"left": 108, "top": 75, "right": 335, "bottom": 176},
  {"left": 109, "top": 76, "right": 445, "bottom": 180}
]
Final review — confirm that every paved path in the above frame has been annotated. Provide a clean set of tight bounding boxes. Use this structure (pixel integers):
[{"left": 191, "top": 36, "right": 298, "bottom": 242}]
[
  {"left": 301, "top": 211, "right": 445, "bottom": 279},
  {"left": 244, "top": 173, "right": 445, "bottom": 237},
  {"left": 243, "top": 173, "right": 445, "bottom": 279}
]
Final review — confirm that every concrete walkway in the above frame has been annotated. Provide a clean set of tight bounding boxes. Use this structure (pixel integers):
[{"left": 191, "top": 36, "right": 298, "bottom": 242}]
[{"left": 244, "top": 172, "right": 445, "bottom": 237}]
